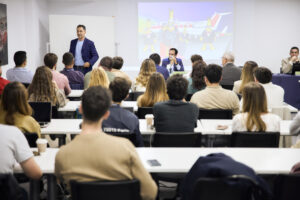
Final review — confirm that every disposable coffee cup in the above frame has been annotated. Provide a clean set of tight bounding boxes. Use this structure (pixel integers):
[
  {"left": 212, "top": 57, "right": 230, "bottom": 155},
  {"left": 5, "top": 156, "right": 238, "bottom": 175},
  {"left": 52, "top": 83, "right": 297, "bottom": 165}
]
[
  {"left": 145, "top": 114, "right": 154, "bottom": 129},
  {"left": 36, "top": 139, "right": 48, "bottom": 153}
]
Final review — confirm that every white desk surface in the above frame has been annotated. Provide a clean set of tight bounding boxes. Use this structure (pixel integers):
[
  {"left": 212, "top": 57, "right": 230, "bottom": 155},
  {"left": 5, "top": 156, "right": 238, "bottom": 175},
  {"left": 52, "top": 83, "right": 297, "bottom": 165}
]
[
  {"left": 67, "top": 90, "right": 83, "bottom": 98},
  {"left": 41, "top": 119, "right": 82, "bottom": 134},
  {"left": 14, "top": 148, "right": 300, "bottom": 174},
  {"left": 199, "top": 119, "right": 292, "bottom": 135},
  {"left": 283, "top": 102, "right": 298, "bottom": 113},
  {"left": 58, "top": 101, "right": 138, "bottom": 112}
]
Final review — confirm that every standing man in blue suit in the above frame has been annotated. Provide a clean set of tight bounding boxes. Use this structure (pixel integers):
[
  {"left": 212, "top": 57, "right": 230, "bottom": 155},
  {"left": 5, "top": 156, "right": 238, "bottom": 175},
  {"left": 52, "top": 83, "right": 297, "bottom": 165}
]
[
  {"left": 69, "top": 25, "right": 99, "bottom": 75},
  {"left": 161, "top": 48, "right": 184, "bottom": 74}
]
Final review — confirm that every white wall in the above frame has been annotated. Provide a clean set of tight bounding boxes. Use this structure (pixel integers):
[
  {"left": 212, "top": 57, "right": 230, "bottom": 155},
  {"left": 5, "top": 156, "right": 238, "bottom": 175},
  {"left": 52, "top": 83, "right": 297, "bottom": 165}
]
[{"left": 2, "top": 0, "right": 300, "bottom": 79}]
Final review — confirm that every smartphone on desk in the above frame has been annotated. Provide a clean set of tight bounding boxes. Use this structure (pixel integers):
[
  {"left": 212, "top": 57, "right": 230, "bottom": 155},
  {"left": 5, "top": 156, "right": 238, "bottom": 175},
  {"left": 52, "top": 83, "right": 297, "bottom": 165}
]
[{"left": 147, "top": 159, "right": 161, "bottom": 167}]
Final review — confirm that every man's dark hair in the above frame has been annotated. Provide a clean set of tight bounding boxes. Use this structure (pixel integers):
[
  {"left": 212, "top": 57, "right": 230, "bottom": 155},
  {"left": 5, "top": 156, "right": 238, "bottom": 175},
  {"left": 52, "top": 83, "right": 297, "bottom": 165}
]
[
  {"left": 44, "top": 53, "right": 58, "bottom": 69},
  {"left": 290, "top": 47, "right": 299, "bottom": 52},
  {"left": 82, "top": 86, "right": 111, "bottom": 122},
  {"left": 167, "top": 74, "right": 188, "bottom": 100},
  {"left": 62, "top": 52, "right": 74, "bottom": 66},
  {"left": 14, "top": 51, "right": 27, "bottom": 66},
  {"left": 170, "top": 48, "right": 178, "bottom": 55},
  {"left": 254, "top": 67, "right": 272, "bottom": 84},
  {"left": 77, "top": 24, "right": 86, "bottom": 30},
  {"left": 109, "top": 77, "right": 130, "bottom": 102},
  {"left": 100, "top": 56, "right": 113, "bottom": 70},
  {"left": 204, "top": 64, "right": 222, "bottom": 83},
  {"left": 190, "top": 54, "right": 203, "bottom": 63},
  {"left": 112, "top": 57, "right": 124, "bottom": 70},
  {"left": 149, "top": 53, "right": 161, "bottom": 65}
]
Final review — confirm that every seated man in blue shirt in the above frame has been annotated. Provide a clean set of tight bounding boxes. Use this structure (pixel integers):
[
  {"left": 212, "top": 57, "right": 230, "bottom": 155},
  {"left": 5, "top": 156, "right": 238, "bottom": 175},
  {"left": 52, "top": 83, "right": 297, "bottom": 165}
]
[
  {"left": 60, "top": 52, "right": 84, "bottom": 89},
  {"left": 149, "top": 53, "right": 169, "bottom": 80},
  {"left": 6, "top": 51, "right": 34, "bottom": 83},
  {"left": 102, "top": 77, "right": 144, "bottom": 147},
  {"left": 161, "top": 48, "right": 184, "bottom": 73}
]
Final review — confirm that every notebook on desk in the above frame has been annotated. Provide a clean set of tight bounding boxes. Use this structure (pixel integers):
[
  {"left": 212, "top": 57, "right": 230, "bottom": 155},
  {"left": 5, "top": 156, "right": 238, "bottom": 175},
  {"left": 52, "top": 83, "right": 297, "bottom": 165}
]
[{"left": 29, "top": 102, "right": 52, "bottom": 127}]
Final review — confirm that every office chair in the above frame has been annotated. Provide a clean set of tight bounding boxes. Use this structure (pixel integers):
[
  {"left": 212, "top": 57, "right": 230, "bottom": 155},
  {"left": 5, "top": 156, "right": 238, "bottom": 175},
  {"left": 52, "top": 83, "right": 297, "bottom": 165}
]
[
  {"left": 105, "top": 131, "right": 137, "bottom": 147},
  {"left": 231, "top": 132, "right": 280, "bottom": 147},
  {"left": 137, "top": 107, "right": 153, "bottom": 119},
  {"left": 70, "top": 179, "right": 141, "bottom": 200},
  {"left": 273, "top": 174, "right": 300, "bottom": 200},
  {"left": 221, "top": 84, "right": 234, "bottom": 90},
  {"left": 24, "top": 132, "right": 39, "bottom": 147},
  {"left": 198, "top": 108, "right": 233, "bottom": 119},
  {"left": 151, "top": 132, "right": 202, "bottom": 147}
]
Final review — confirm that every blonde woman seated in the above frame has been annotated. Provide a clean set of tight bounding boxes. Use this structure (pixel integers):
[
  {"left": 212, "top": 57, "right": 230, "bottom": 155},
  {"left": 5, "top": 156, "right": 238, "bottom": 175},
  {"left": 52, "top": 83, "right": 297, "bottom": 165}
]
[
  {"left": 28, "top": 66, "right": 68, "bottom": 108},
  {"left": 233, "top": 61, "right": 258, "bottom": 95},
  {"left": 88, "top": 67, "right": 110, "bottom": 88},
  {"left": 232, "top": 82, "right": 280, "bottom": 132},
  {"left": 0, "top": 82, "right": 41, "bottom": 137},
  {"left": 132, "top": 58, "right": 156, "bottom": 92},
  {"left": 137, "top": 72, "right": 169, "bottom": 107}
]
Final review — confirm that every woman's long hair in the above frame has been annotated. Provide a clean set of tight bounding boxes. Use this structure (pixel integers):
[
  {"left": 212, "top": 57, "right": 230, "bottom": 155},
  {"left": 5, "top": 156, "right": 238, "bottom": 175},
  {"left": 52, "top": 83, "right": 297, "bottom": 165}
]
[
  {"left": 1, "top": 82, "right": 32, "bottom": 125},
  {"left": 137, "top": 72, "right": 169, "bottom": 107},
  {"left": 242, "top": 82, "right": 268, "bottom": 131},
  {"left": 135, "top": 59, "right": 156, "bottom": 87},
  {"left": 28, "top": 66, "right": 57, "bottom": 104},
  {"left": 88, "top": 67, "right": 110, "bottom": 88},
  {"left": 239, "top": 61, "right": 258, "bottom": 94},
  {"left": 191, "top": 60, "right": 206, "bottom": 90}
]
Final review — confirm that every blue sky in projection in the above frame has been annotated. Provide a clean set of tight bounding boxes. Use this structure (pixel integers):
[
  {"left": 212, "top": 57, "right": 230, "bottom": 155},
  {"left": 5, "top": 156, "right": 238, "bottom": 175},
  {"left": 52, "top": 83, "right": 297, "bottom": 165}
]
[{"left": 138, "top": 2, "right": 234, "bottom": 61}]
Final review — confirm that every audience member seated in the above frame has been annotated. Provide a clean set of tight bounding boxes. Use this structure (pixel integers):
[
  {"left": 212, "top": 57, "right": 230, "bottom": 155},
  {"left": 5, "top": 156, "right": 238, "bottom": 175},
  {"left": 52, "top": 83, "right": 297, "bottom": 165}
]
[
  {"left": 187, "top": 60, "right": 206, "bottom": 95},
  {"left": 28, "top": 66, "right": 68, "bottom": 108},
  {"left": 220, "top": 52, "right": 241, "bottom": 86},
  {"left": 281, "top": 46, "right": 299, "bottom": 74},
  {"left": 190, "top": 64, "right": 240, "bottom": 115},
  {"left": 87, "top": 67, "right": 109, "bottom": 88},
  {"left": 153, "top": 75, "right": 198, "bottom": 132},
  {"left": 111, "top": 56, "right": 132, "bottom": 85},
  {"left": 44, "top": 53, "right": 71, "bottom": 95},
  {"left": 233, "top": 61, "right": 258, "bottom": 94},
  {"left": 0, "top": 124, "right": 42, "bottom": 179},
  {"left": 84, "top": 56, "right": 115, "bottom": 88},
  {"left": 102, "top": 77, "right": 144, "bottom": 147},
  {"left": 132, "top": 58, "right": 156, "bottom": 92},
  {"left": 6, "top": 51, "right": 33, "bottom": 83},
  {"left": 161, "top": 48, "right": 184, "bottom": 73},
  {"left": 181, "top": 153, "right": 272, "bottom": 200},
  {"left": 232, "top": 82, "right": 280, "bottom": 132},
  {"left": 60, "top": 52, "right": 84, "bottom": 89},
  {"left": 0, "top": 82, "right": 41, "bottom": 137},
  {"left": 291, "top": 162, "right": 300, "bottom": 174},
  {"left": 0, "top": 60, "right": 9, "bottom": 95},
  {"left": 55, "top": 86, "right": 157, "bottom": 199},
  {"left": 254, "top": 67, "right": 284, "bottom": 109},
  {"left": 137, "top": 72, "right": 169, "bottom": 107},
  {"left": 190, "top": 54, "right": 204, "bottom": 65},
  {"left": 149, "top": 53, "right": 169, "bottom": 80}
]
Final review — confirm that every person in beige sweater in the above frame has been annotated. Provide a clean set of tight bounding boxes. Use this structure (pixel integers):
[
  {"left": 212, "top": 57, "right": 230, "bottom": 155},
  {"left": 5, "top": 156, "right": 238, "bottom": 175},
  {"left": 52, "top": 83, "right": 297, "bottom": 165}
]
[
  {"left": 191, "top": 64, "right": 240, "bottom": 115},
  {"left": 55, "top": 86, "right": 157, "bottom": 200}
]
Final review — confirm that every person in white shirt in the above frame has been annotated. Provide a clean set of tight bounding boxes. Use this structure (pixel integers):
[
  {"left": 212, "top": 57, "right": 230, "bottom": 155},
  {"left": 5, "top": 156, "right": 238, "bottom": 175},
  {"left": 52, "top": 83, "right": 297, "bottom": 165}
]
[
  {"left": 232, "top": 82, "right": 281, "bottom": 132},
  {"left": 253, "top": 67, "right": 284, "bottom": 110},
  {"left": 281, "top": 47, "right": 299, "bottom": 74}
]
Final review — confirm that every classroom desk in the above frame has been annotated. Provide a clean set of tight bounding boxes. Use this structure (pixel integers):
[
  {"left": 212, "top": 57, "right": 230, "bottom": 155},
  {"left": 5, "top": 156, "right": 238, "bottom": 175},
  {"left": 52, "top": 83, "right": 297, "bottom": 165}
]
[
  {"left": 67, "top": 90, "right": 83, "bottom": 98},
  {"left": 13, "top": 147, "right": 300, "bottom": 200},
  {"left": 58, "top": 101, "right": 138, "bottom": 112}
]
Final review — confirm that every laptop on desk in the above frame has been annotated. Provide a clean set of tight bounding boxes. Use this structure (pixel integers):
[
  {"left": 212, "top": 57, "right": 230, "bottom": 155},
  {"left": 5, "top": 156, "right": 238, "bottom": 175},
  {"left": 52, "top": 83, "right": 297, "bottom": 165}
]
[{"left": 29, "top": 102, "right": 52, "bottom": 127}]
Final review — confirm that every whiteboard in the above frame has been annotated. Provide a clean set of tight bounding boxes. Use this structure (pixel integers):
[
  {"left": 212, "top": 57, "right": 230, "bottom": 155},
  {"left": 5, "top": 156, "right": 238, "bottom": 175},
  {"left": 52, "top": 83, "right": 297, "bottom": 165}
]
[{"left": 49, "top": 15, "right": 114, "bottom": 71}]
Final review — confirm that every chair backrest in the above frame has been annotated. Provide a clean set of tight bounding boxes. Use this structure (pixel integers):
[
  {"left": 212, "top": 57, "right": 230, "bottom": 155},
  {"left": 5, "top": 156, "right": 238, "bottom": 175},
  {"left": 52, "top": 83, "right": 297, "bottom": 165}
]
[
  {"left": 0, "top": 174, "right": 24, "bottom": 200},
  {"left": 198, "top": 109, "right": 232, "bottom": 119},
  {"left": 137, "top": 107, "right": 153, "bottom": 119},
  {"left": 231, "top": 132, "right": 280, "bottom": 147},
  {"left": 28, "top": 102, "right": 52, "bottom": 123},
  {"left": 273, "top": 174, "right": 300, "bottom": 200},
  {"left": 21, "top": 82, "right": 30, "bottom": 88},
  {"left": 70, "top": 83, "right": 84, "bottom": 90},
  {"left": 152, "top": 132, "right": 201, "bottom": 147},
  {"left": 24, "top": 133, "right": 39, "bottom": 147},
  {"left": 191, "top": 176, "right": 259, "bottom": 200},
  {"left": 221, "top": 84, "right": 234, "bottom": 90},
  {"left": 105, "top": 131, "right": 137, "bottom": 147},
  {"left": 185, "top": 94, "right": 193, "bottom": 101},
  {"left": 70, "top": 179, "right": 141, "bottom": 200},
  {"left": 131, "top": 92, "right": 144, "bottom": 101}
]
